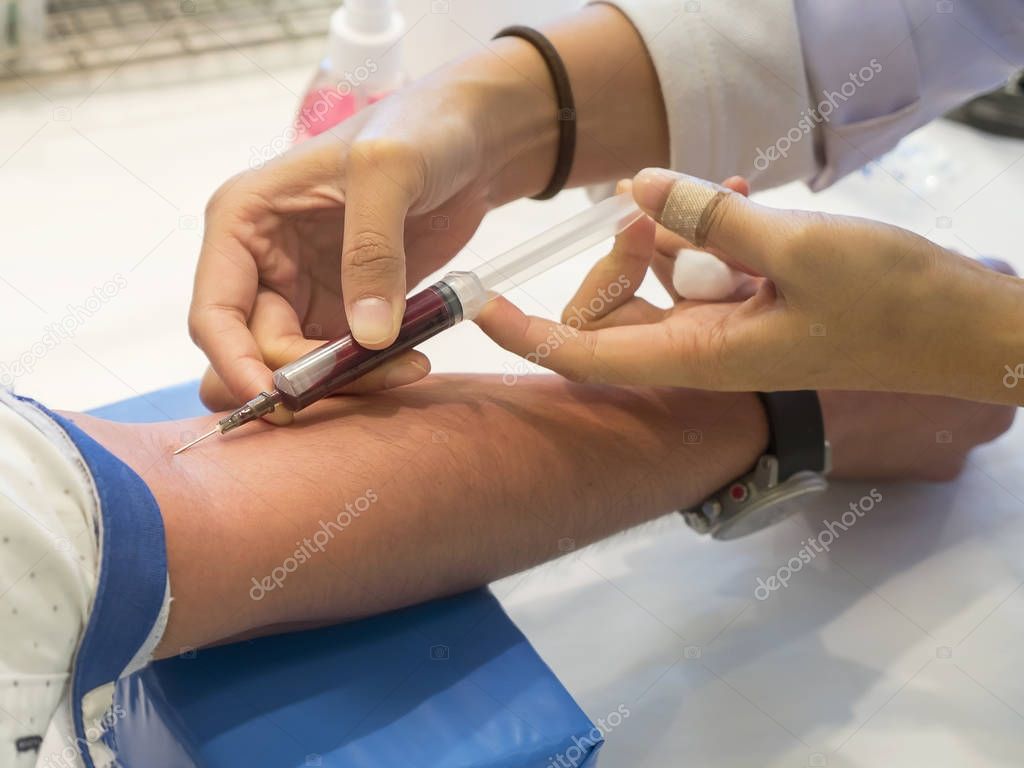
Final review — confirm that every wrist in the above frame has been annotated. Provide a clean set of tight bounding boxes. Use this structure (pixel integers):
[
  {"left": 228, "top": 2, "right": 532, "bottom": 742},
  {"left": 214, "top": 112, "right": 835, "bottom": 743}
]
[
  {"left": 671, "top": 390, "right": 769, "bottom": 509},
  {"left": 439, "top": 38, "right": 559, "bottom": 204},
  {"left": 982, "top": 268, "right": 1024, "bottom": 404},
  {"left": 421, "top": 4, "right": 668, "bottom": 205},
  {"left": 923, "top": 256, "right": 1024, "bottom": 404}
]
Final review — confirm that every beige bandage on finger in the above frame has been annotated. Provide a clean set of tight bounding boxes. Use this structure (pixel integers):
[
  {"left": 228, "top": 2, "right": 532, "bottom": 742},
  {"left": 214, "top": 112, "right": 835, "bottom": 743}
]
[
  {"left": 658, "top": 175, "right": 731, "bottom": 248},
  {"left": 657, "top": 174, "right": 744, "bottom": 300}
]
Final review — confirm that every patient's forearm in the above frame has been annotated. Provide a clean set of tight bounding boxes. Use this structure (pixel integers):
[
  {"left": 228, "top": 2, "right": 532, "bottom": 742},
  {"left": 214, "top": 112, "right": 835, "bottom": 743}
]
[{"left": 73, "top": 376, "right": 767, "bottom": 656}]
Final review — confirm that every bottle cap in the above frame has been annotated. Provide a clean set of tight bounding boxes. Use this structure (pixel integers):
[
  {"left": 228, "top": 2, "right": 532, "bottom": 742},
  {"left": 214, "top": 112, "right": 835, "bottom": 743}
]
[{"left": 326, "top": 0, "right": 405, "bottom": 93}]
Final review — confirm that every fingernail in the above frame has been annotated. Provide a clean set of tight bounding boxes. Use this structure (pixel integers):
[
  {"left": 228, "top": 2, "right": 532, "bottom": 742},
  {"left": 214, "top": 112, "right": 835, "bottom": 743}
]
[
  {"left": 632, "top": 168, "right": 679, "bottom": 213},
  {"left": 351, "top": 297, "right": 394, "bottom": 345},
  {"left": 384, "top": 361, "right": 427, "bottom": 389}
]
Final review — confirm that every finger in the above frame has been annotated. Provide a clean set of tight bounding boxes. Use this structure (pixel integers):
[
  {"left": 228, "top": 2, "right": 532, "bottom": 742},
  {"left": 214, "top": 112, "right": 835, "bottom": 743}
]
[
  {"left": 196, "top": 363, "right": 295, "bottom": 425},
  {"left": 562, "top": 214, "right": 655, "bottom": 325},
  {"left": 200, "top": 353, "right": 429, "bottom": 423},
  {"left": 653, "top": 211, "right": 761, "bottom": 278},
  {"left": 342, "top": 144, "right": 420, "bottom": 349},
  {"left": 476, "top": 296, "right": 689, "bottom": 386},
  {"left": 249, "top": 288, "right": 430, "bottom": 396},
  {"left": 580, "top": 297, "right": 665, "bottom": 330},
  {"left": 250, "top": 288, "right": 328, "bottom": 370},
  {"left": 648, "top": 175, "right": 752, "bottom": 257},
  {"left": 650, "top": 250, "right": 681, "bottom": 299},
  {"left": 650, "top": 176, "right": 748, "bottom": 255},
  {"left": 199, "top": 365, "right": 240, "bottom": 412},
  {"left": 202, "top": 343, "right": 429, "bottom": 424},
  {"left": 189, "top": 232, "right": 274, "bottom": 404},
  {"left": 334, "top": 350, "right": 430, "bottom": 394},
  {"left": 606, "top": 176, "right": 752, "bottom": 305},
  {"left": 632, "top": 168, "right": 784, "bottom": 275},
  {"left": 240, "top": 288, "right": 320, "bottom": 424},
  {"left": 721, "top": 176, "right": 750, "bottom": 197}
]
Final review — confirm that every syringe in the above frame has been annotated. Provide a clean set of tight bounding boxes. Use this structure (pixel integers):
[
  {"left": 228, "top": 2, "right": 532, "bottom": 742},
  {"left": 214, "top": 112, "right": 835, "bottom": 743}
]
[{"left": 174, "top": 192, "right": 643, "bottom": 454}]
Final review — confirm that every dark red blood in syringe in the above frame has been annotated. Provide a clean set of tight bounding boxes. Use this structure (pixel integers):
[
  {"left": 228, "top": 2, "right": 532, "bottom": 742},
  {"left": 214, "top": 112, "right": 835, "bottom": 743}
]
[{"left": 275, "top": 283, "right": 460, "bottom": 411}]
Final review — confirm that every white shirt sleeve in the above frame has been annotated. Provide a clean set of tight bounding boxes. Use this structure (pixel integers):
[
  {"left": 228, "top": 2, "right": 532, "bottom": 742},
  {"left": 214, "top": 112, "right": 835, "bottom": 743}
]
[
  {"left": 0, "top": 392, "right": 98, "bottom": 768},
  {"left": 594, "top": 0, "right": 1023, "bottom": 191}
]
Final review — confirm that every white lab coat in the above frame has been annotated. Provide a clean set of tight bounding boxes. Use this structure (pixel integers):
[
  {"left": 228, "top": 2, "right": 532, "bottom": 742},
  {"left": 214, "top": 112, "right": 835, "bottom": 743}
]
[{"left": 596, "top": 0, "right": 1023, "bottom": 189}]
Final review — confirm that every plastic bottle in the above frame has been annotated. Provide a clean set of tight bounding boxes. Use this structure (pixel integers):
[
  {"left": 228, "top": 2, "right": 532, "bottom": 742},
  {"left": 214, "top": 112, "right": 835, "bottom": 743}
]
[{"left": 293, "top": 0, "right": 406, "bottom": 143}]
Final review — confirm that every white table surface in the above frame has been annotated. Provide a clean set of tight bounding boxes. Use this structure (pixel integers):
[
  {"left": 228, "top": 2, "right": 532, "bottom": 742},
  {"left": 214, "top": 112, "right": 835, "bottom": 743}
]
[{"left": 1, "top": 8, "right": 1022, "bottom": 766}]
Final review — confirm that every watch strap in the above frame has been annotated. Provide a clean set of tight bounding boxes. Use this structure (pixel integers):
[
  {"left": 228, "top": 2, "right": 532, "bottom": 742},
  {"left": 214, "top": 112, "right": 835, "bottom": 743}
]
[{"left": 757, "top": 391, "right": 826, "bottom": 480}]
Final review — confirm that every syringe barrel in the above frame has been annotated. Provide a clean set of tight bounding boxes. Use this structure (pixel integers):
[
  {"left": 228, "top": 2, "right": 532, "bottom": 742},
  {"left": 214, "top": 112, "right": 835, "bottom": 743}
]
[
  {"left": 271, "top": 272, "right": 486, "bottom": 411},
  {"left": 265, "top": 192, "right": 642, "bottom": 413},
  {"left": 473, "top": 192, "right": 642, "bottom": 295}
]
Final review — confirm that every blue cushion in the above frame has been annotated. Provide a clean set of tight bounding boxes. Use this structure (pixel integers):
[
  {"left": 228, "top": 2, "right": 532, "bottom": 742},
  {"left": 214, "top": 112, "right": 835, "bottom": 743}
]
[
  {"left": 87, "top": 380, "right": 208, "bottom": 423},
  {"left": 90, "top": 383, "right": 601, "bottom": 767}
]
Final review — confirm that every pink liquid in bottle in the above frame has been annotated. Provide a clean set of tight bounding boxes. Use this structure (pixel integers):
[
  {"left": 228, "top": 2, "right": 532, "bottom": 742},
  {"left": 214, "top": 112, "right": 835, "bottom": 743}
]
[
  {"left": 293, "top": 1, "right": 406, "bottom": 144},
  {"left": 293, "top": 85, "right": 388, "bottom": 143}
]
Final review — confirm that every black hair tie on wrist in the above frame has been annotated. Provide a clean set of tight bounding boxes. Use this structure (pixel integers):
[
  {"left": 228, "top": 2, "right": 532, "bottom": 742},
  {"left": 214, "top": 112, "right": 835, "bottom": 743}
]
[{"left": 493, "top": 25, "right": 577, "bottom": 201}]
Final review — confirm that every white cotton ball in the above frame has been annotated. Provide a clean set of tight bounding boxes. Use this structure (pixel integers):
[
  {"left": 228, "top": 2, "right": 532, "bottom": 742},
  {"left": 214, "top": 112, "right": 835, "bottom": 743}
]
[{"left": 672, "top": 248, "right": 748, "bottom": 301}]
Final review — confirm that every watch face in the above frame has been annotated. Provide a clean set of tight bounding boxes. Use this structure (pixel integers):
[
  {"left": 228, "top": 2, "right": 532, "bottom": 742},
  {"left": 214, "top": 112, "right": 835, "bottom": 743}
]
[
  {"left": 712, "top": 499, "right": 804, "bottom": 540},
  {"left": 711, "top": 473, "right": 829, "bottom": 540}
]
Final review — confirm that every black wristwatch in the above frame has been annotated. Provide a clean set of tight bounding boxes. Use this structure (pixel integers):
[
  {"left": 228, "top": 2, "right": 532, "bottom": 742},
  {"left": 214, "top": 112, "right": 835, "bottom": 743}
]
[{"left": 680, "top": 391, "right": 831, "bottom": 540}]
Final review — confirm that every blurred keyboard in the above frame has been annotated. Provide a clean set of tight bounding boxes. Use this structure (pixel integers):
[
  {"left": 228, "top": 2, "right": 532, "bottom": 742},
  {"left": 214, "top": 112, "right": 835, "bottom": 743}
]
[{"left": 0, "top": 0, "right": 336, "bottom": 80}]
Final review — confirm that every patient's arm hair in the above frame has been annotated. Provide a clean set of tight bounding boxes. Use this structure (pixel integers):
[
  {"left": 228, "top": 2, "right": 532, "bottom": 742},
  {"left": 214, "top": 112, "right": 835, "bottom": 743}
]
[
  {"left": 71, "top": 375, "right": 766, "bottom": 656},
  {"left": 69, "top": 375, "right": 1014, "bottom": 658}
]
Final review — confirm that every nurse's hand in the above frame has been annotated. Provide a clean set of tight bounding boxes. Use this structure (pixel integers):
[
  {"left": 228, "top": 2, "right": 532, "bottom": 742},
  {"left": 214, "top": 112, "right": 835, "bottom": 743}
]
[
  {"left": 190, "top": 91, "right": 498, "bottom": 412},
  {"left": 188, "top": 4, "right": 668, "bottom": 413},
  {"left": 477, "top": 169, "right": 1024, "bottom": 406}
]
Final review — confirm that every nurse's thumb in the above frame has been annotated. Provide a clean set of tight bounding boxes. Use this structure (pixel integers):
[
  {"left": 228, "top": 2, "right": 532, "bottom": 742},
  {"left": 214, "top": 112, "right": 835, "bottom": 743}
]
[{"left": 632, "top": 168, "right": 779, "bottom": 274}]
